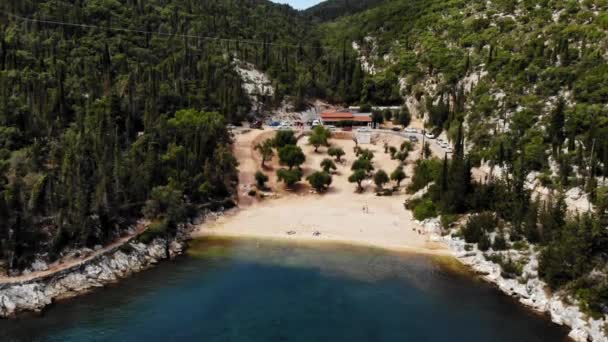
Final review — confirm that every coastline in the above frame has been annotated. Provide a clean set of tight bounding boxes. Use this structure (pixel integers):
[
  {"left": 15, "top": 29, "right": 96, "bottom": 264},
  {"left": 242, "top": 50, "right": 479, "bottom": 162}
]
[
  {"left": 193, "top": 201, "right": 607, "bottom": 342},
  {"left": 0, "top": 222, "right": 192, "bottom": 318},
  {"left": 1, "top": 126, "right": 605, "bottom": 341},
  {"left": 192, "top": 194, "right": 450, "bottom": 258},
  {"left": 198, "top": 227, "right": 451, "bottom": 257},
  {"left": 443, "top": 233, "right": 608, "bottom": 342}
]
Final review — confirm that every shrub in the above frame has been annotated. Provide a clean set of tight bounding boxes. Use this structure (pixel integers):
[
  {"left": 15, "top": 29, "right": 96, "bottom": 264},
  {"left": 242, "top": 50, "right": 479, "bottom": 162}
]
[
  {"left": 478, "top": 233, "right": 491, "bottom": 251},
  {"left": 278, "top": 144, "right": 305, "bottom": 169},
  {"left": 349, "top": 169, "right": 367, "bottom": 192},
  {"left": 359, "top": 149, "right": 374, "bottom": 161},
  {"left": 373, "top": 169, "right": 389, "bottom": 190},
  {"left": 395, "top": 151, "right": 408, "bottom": 164},
  {"left": 142, "top": 185, "right": 187, "bottom": 223},
  {"left": 138, "top": 220, "right": 169, "bottom": 244},
  {"left": 486, "top": 254, "right": 523, "bottom": 279},
  {"left": 321, "top": 158, "right": 337, "bottom": 173},
  {"left": 390, "top": 166, "right": 406, "bottom": 186},
  {"left": 461, "top": 212, "right": 499, "bottom": 243},
  {"left": 408, "top": 159, "right": 442, "bottom": 193},
  {"left": 274, "top": 130, "right": 297, "bottom": 148},
  {"left": 396, "top": 108, "right": 411, "bottom": 127},
  {"left": 255, "top": 171, "right": 269, "bottom": 190},
  {"left": 512, "top": 240, "right": 529, "bottom": 251},
  {"left": 413, "top": 198, "right": 437, "bottom": 220},
  {"left": 389, "top": 146, "right": 398, "bottom": 159},
  {"left": 500, "top": 258, "right": 523, "bottom": 279},
  {"left": 400, "top": 141, "right": 413, "bottom": 152},
  {"left": 276, "top": 168, "right": 303, "bottom": 188},
  {"left": 309, "top": 125, "right": 331, "bottom": 152},
  {"left": 440, "top": 214, "right": 459, "bottom": 230},
  {"left": 328, "top": 147, "right": 345, "bottom": 161},
  {"left": 255, "top": 139, "right": 274, "bottom": 167},
  {"left": 493, "top": 233, "right": 508, "bottom": 250},
  {"left": 307, "top": 171, "right": 332, "bottom": 192},
  {"left": 351, "top": 157, "right": 374, "bottom": 173},
  {"left": 377, "top": 188, "right": 393, "bottom": 196}
]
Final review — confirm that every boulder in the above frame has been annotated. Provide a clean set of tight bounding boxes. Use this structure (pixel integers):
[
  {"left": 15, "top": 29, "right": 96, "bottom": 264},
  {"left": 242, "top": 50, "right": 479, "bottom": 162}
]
[{"left": 31, "top": 260, "right": 49, "bottom": 272}]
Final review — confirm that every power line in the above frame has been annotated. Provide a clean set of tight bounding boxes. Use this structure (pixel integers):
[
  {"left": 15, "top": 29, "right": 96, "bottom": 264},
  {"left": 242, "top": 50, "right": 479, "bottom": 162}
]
[{"left": 0, "top": 9, "right": 331, "bottom": 51}]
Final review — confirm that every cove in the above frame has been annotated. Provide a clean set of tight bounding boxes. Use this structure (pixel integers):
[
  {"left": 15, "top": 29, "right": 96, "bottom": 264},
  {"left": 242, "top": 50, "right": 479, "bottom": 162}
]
[{"left": 0, "top": 238, "right": 569, "bottom": 341}]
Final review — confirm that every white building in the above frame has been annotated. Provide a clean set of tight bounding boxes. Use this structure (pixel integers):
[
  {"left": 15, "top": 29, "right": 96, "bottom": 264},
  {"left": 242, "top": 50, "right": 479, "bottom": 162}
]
[{"left": 356, "top": 128, "right": 372, "bottom": 144}]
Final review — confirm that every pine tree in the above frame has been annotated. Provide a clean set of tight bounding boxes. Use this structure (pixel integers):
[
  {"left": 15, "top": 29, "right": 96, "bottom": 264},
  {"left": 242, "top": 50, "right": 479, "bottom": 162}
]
[
  {"left": 440, "top": 153, "right": 449, "bottom": 194},
  {"left": 523, "top": 197, "right": 540, "bottom": 243},
  {"left": 548, "top": 97, "right": 565, "bottom": 151}
]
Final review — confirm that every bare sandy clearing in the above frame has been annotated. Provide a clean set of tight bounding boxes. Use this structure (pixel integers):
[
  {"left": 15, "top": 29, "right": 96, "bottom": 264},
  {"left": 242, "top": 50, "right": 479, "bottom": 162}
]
[{"left": 196, "top": 128, "right": 449, "bottom": 255}]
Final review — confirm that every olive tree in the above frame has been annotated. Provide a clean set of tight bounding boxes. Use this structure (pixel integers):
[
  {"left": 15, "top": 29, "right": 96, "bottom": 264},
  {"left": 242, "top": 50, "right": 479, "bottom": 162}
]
[{"left": 307, "top": 171, "right": 332, "bottom": 192}]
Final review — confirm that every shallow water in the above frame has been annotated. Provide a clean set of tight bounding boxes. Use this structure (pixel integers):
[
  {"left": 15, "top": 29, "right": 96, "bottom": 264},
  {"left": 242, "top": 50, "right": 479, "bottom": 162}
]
[{"left": 1, "top": 238, "right": 569, "bottom": 341}]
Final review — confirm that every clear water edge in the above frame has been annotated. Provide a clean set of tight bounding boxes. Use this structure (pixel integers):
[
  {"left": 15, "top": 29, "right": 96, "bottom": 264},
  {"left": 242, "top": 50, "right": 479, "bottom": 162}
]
[{"left": 1, "top": 237, "right": 570, "bottom": 342}]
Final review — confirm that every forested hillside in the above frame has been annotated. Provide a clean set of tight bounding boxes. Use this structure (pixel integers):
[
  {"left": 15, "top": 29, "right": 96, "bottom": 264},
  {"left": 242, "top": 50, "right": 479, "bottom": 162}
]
[
  {"left": 318, "top": 0, "right": 608, "bottom": 317},
  {"left": 2, "top": 0, "right": 608, "bottom": 317},
  {"left": 0, "top": 0, "right": 334, "bottom": 272},
  {"left": 303, "top": 0, "right": 387, "bottom": 22}
]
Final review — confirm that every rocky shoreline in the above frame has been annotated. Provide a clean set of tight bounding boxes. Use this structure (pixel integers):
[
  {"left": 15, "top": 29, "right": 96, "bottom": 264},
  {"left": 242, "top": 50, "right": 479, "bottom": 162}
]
[
  {"left": 3, "top": 205, "right": 606, "bottom": 342},
  {"left": 443, "top": 234, "right": 608, "bottom": 342},
  {"left": 0, "top": 224, "right": 191, "bottom": 318}
]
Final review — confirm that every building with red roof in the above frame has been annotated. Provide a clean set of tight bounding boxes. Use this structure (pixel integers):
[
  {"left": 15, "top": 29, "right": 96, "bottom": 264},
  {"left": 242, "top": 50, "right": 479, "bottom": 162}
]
[{"left": 320, "top": 110, "right": 372, "bottom": 126}]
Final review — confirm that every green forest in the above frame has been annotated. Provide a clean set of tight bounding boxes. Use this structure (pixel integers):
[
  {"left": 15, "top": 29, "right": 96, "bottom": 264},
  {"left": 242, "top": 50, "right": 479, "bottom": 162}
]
[
  {"left": 0, "top": 0, "right": 385, "bottom": 272},
  {"left": 0, "top": 0, "right": 302, "bottom": 271},
  {"left": 322, "top": 0, "right": 608, "bottom": 317},
  {"left": 1, "top": 0, "right": 608, "bottom": 318}
]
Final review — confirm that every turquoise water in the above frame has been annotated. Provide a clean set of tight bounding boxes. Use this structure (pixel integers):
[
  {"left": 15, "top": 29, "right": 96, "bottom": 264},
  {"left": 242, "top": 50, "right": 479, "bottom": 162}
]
[{"left": 1, "top": 238, "right": 569, "bottom": 341}]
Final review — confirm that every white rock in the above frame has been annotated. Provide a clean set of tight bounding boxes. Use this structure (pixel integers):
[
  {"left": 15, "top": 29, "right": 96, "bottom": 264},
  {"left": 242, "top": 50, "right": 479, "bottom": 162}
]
[
  {"left": 31, "top": 260, "right": 49, "bottom": 272},
  {"left": 0, "top": 233, "right": 188, "bottom": 317},
  {"left": 446, "top": 234, "right": 608, "bottom": 341}
]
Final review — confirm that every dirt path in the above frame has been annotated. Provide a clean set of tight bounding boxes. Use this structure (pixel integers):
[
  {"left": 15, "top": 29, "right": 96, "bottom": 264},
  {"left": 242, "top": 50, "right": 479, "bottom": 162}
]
[{"left": 0, "top": 221, "right": 149, "bottom": 285}]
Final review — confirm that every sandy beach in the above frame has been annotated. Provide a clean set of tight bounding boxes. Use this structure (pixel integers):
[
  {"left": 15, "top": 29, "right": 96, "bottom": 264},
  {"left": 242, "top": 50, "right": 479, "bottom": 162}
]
[{"left": 194, "top": 126, "right": 449, "bottom": 256}]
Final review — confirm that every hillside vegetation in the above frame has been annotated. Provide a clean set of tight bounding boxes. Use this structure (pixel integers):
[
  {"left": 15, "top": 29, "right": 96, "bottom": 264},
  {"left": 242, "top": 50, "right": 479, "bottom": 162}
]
[
  {"left": 1, "top": 0, "right": 608, "bottom": 320},
  {"left": 0, "top": 0, "right": 323, "bottom": 271},
  {"left": 318, "top": 0, "right": 608, "bottom": 317},
  {"left": 303, "top": 0, "right": 387, "bottom": 22}
]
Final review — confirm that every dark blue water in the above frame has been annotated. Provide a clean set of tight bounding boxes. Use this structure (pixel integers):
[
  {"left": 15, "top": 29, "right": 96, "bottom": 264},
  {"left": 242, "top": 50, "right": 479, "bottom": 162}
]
[{"left": 1, "top": 238, "right": 569, "bottom": 341}]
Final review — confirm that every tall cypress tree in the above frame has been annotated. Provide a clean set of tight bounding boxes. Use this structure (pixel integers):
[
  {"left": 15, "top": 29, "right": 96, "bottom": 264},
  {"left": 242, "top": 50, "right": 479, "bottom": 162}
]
[
  {"left": 440, "top": 153, "right": 449, "bottom": 194},
  {"left": 548, "top": 97, "right": 565, "bottom": 152}
]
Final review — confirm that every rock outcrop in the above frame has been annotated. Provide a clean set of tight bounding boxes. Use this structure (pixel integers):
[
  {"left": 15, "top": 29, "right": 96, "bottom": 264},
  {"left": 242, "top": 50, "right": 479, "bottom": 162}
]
[
  {"left": 446, "top": 236, "right": 608, "bottom": 342},
  {"left": 0, "top": 235, "right": 186, "bottom": 318}
]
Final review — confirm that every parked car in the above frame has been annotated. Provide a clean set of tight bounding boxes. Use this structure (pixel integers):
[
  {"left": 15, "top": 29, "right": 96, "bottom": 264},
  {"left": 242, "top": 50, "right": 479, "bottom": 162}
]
[
  {"left": 425, "top": 132, "right": 436, "bottom": 139},
  {"left": 404, "top": 127, "right": 418, "bottom": 133},
  {"left": 391, "top": 127, "right": 401, "bottom": 132},
  {"left": 408, "top": 135, "right": 419, "bottom": 142},
  {"left": 249, "top": 120, "right": 263, "bottom": 129},
  {"left": 312, "top": 119, "right": 321, "bottom": 127}
]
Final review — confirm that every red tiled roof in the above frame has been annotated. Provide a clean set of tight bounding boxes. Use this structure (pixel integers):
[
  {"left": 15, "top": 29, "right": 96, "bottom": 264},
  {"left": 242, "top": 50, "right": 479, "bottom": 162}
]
[
  {"left": 321, "top": 111, "right": 354, "bottom": 119},
  {"left": 352, "top": 116, "right": 372, "bottom": 122}
]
